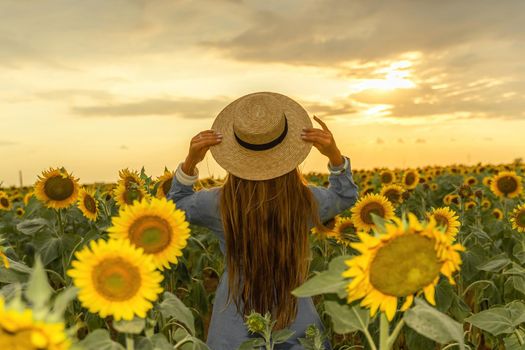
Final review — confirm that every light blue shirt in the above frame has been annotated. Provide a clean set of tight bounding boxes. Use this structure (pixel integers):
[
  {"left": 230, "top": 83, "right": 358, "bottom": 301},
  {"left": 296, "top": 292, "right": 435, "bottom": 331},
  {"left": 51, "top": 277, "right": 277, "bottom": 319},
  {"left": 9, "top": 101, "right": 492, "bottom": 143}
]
[{"left": 166, "top": 156, "right": 359, "bottom": 350}]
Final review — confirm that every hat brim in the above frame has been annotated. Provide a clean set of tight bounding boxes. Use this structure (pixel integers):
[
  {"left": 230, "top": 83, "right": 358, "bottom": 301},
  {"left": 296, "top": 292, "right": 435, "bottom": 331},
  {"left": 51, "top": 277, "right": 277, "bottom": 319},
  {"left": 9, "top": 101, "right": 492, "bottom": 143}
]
[{"left": 210, "top": 92, "right": 313, "bottom": 180}]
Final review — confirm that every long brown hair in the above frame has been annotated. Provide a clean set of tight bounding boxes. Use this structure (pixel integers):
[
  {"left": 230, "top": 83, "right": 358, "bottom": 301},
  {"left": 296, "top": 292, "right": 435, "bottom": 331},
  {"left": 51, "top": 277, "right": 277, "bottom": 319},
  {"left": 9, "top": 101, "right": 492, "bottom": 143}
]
[{"left": 219, "top": 168, "right": 325, "bottom": 329}]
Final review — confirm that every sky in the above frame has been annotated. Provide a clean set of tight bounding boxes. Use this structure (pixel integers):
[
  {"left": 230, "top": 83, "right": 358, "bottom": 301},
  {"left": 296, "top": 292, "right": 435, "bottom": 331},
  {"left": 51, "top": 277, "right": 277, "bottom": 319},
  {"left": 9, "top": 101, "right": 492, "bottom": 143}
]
[{"left": 1, "top": 0, "right": 524, "bottom": 186}]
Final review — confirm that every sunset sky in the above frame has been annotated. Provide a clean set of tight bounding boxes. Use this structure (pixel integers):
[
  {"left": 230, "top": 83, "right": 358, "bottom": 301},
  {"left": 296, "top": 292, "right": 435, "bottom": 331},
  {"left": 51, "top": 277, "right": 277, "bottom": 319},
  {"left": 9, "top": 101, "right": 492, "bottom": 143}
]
[{"left": 1, "top": 0, "right": 524, "bottom": 186}]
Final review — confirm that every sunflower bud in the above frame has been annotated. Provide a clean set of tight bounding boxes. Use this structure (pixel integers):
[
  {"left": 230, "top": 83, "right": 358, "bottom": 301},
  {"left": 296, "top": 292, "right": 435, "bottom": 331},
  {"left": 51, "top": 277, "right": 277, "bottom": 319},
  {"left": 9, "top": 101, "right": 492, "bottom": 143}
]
[{"left": 246, "top": 311, "right": 266, "bottom": 334}]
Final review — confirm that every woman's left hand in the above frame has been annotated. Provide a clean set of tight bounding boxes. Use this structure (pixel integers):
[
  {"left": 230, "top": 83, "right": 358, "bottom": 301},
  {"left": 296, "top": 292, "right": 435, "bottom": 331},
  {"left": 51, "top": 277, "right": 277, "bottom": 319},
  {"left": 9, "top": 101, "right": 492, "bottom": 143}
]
[{"left": 301, "top": 115, "right": 343, "bottom": 167}]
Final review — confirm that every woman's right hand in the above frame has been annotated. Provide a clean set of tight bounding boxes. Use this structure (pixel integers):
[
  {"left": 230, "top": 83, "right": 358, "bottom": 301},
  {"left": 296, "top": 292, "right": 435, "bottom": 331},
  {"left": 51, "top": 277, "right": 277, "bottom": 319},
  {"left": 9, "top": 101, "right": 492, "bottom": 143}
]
[{"left": 182, "top": 130, "right": 223, "bottom": 175}]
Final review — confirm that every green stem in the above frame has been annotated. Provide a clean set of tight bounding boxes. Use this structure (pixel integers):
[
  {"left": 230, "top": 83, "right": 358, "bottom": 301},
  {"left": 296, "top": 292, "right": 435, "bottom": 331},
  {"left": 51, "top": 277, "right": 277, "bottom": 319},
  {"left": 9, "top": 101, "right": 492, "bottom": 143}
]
[
  {"left": 386, "top": 319, "right": 404, "bottom": 349},
  {"left": 125, "top": 333, "right": 134, "bottom": 350},
  {"left": 515, "top": 329, "right": 524, "bottom": 345},
  {"left": 56, "top": 208, "right": 64, "bottom": 235},
  {"left": 173, "top": 335, "right": 192, "bottom": 349},
  {"left": 379, "top": 313, "right": 390, "bottom": 350}
]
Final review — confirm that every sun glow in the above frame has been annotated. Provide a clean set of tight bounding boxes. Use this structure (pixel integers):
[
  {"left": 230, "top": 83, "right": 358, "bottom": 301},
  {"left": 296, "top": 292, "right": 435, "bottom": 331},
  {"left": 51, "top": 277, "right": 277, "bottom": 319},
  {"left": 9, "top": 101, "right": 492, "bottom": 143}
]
[{"left": 348, "top": 55, "right": 419, "bottom": 94}]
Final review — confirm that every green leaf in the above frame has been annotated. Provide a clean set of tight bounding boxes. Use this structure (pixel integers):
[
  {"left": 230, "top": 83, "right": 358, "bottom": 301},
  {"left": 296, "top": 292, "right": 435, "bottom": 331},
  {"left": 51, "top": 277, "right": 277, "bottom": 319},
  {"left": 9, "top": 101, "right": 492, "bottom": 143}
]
[
  {"left": 78, "top": 329, "right": 125, "bottom": 350},
  {"left": 16, "top": 218, "right": 49, "bottom": 235},
  {"left": 511, "top": 275, "right": 525, "bottom": 296},
  {"left": 503, "top": 263, "right": 525, "bottom": 275},
  {"left": 404, "top": 298, "right": 464, "bottom": 349},
  {"left": 5, "top": 259, "right": 32, "bottom": 274},
  {"left": 465, "top": 301, "right": 525, "bottom": 336},
  {"left": 158, "top": 291, "right": 195, "bottom": 335},
  {"left": 113, "top": 317, "right": 145, "bottom": 334},
  {"left": 135, "top": 334, "right": 173, "bottom": 350},
  {"left": 49, "top": 287, "right": 77, "bottom": 322},
  {"left": 370, "top": 212, "right": 387, "bottom": 234},
  {"left": 0, "top": 265, "right": 29, "bottom": 284},
  {"left": 273, "top": 329, "right": 295, "bottom": 344},
  {"left": 477, "top": 253, "right": 511, "bottom": 272},
  {"left": 33, "top": 233, "right": 61, "bottom": 266},
  {"left": 504, "top": 330, "right": 525, "bottom": 350},
  {"left": 292, "top": 256, "right": 351, "bottom": 298},
  {"left": 237, "top": 338, "right": 265, "bottom": 350},
  {"left": 324, "top": 300, "right": 370, "bottom": 334},
  {"left": 25, "top": 256, "right": 53, "bottom": 311}
]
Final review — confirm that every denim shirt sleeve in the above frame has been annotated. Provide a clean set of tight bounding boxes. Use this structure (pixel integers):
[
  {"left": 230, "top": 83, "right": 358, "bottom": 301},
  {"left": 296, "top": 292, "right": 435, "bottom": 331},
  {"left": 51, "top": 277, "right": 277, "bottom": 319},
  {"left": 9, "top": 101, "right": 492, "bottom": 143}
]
[
  {"left": 308, "top": 155, "right": 359, "bottom": 223},
  {"left": 165, "top": 172, "right": 223, "bottom": 232}
]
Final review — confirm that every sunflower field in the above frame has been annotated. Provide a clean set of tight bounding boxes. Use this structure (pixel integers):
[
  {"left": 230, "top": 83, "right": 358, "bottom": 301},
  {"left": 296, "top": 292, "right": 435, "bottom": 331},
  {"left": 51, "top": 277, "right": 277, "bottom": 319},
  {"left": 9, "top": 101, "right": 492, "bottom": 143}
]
[{"left": 0, "top": 160, "right": 524, "bottom": 350}]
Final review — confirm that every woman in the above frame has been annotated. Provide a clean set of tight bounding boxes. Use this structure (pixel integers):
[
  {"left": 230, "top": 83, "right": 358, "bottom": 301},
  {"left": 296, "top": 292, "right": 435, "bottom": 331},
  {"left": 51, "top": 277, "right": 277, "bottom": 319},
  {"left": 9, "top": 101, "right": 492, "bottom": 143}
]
[{"left": 167, "top": 92, "right": 359, "bottom": 349}]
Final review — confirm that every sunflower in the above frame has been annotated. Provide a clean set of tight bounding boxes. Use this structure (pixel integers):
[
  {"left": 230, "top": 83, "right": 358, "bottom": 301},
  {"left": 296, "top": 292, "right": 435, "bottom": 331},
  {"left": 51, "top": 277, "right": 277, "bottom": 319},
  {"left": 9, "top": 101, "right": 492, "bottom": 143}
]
[
  {"left": 34, "top": 167, "right": 80, "bottom": 209},
  {"left": 426, "top": 207, "right": 461, "bottom": 239},
  {"left": 0, "top": 236, "right": 8, "bottom": 268},
  {"left": 430, "top": 183, "right": 438, "bottom": 191},
  {"left": 510, "top": 204, "right": 525, "bottom": 233},
  {"left": 155, "top": 170, "right": 174, "bottom": 198},
  {"left": 490, "top": 171, "right": 523, "bottom": 198},
  {"left": 77, "top": 188, "right": 99, "bottom": 221},
  {"left": 118, "top": 168, "right": 143, "bottom": 188},
  {"left": 0, "top": 297, "right": 70, "bottom": 350},
  {"left": 351, "top": 193, "right": 395, "bottom": 232},
  {"left": 113, "top": 182, "right": 149, "bottom": 207},
  {"left": 23, "top": 191, "right": 34, "bottom": 205},
  {"left": 465, "top": 201, "right": 476, "bottom": 210},
  {"left": 0, "top": 192, "right": 12, "bottom": 211},
  {"left": 15, "top": 207, "right": 25, "bottom": 218},
  {"left": 464, "top": 176, "right": 478, "bottom": 186},
  {"left": 379, "top": 184, "right": 405, "bottom": 205},
  {"left": 108, "top": 197, "right": 190, "bottom": 270},
  {"left": 482, "top": 176, "right": 493, "bottom": 187},
  {"left": 402, "top": 169, "right": 420, "bottom": 190},
  {"left": 332, "top": 216, "right": 359, "bottom": 246},
  {"left": 481, "top": 198, "right": 491, "bottom": 210},
  {"left": 492, "top": 208, "right": 503, "bottom": 220},
  {"left": 67, "top": 238, "right": 163, "bottom": 320},
  {"left": 379, "top": 170, "right": 396, "bottom": 185},
  {"left": 342, "top": 213, "right": 465, "bottom": 321},
  {"left": 310, "top": 218, "right": 337, "bottom": 239}
]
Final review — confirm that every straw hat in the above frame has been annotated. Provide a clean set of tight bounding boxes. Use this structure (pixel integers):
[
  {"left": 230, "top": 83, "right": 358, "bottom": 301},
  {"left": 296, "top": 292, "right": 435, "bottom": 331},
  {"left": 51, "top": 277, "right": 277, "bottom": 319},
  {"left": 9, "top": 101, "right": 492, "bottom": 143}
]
[{"left": 210, "top": 92, "right": 313, "bottom": 180}]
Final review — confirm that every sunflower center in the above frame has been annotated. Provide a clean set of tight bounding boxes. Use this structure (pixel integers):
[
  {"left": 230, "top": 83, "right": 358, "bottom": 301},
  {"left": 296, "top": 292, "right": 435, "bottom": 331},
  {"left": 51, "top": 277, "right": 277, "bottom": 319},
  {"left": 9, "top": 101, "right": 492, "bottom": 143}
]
[
  {"left": 497, "top": 176, "right": 518, "bottom": 195},
  {"left": 162, "top": 178, "right": 173, "bottom": 196},
  {"left": 360, "top": 202, "right": 386, "bottom": 225},
  {"left": 384, "top": 190, "right": 400, "bottom": 203},
  {"left": 124, "top": 188, "right": 143, "bottom": 205},
  {"left": 405, "top": 173, "right": 416, "bottom": 186},
  {"left": 92, "top": 258, "right": 141, "bottom": 301},
  {"left": 381, "top": 173, "right": 392, "bottom": 183},
  {"left": 84, "top": 195, "right": 97, "bottom": 213},
  {"left": 0, "top": 198, "right": 8, "bottom": 208},
  {"left": 433, "top": 214, "right": 449, "bottom": 230},
  {"left": 369, "top": 235, "right": 441, "bottom": 297},
  {"left": 43, "top": 176, "right": 74, "bottom": 201},
  {"left": 129, "top": 215, "right": 172, "bottom": 253},
  {"left": 338, "top": 221, "right": 355, "bottom": 234},
  {"left": 517, "top": 211, "right": 525, "bottom": 227}
]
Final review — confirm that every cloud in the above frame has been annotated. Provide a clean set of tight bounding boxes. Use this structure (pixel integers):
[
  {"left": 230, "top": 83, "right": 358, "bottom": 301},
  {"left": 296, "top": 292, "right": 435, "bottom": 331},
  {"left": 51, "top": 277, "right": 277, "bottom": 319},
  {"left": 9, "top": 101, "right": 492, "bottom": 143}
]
[
  {"left": 204, "top": 0, "right": 525, "bottom": 65},
  {"left": 302, "top": 98, "right": 357, "bottom": 119},
  {"left": 72, "top": 97, "right": 230, "bottom": 118},
  {"left": 0, "top": 140, "right": 16, "bottom": 146}
]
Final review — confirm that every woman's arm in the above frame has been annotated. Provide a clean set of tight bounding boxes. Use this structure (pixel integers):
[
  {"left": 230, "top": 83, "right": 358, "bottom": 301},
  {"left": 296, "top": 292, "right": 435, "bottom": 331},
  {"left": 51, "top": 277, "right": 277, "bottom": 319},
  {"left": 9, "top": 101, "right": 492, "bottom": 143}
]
[
  {"left": 165, "top": 130, "right": 223, "bottom": 230},
  {"left": 308, "top": 155, "right": 359, "bottom": 222},
  {"left": 301, "top": 116, "right": 359, "bottom": 222}
]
